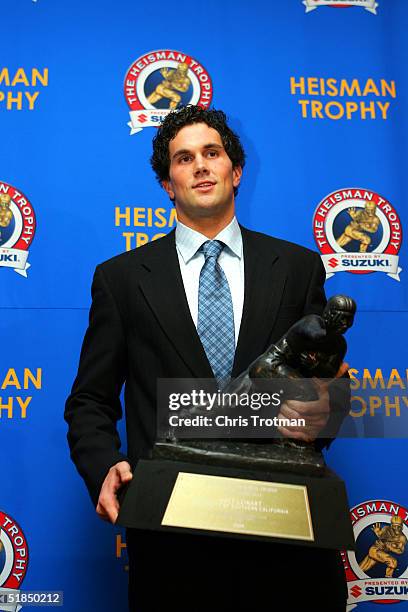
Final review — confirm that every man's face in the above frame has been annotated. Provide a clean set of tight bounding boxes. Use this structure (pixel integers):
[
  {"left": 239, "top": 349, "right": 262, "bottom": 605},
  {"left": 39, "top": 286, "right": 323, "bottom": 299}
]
[{"left": 162, "top": 123, "right": 242, "bottom": 224}]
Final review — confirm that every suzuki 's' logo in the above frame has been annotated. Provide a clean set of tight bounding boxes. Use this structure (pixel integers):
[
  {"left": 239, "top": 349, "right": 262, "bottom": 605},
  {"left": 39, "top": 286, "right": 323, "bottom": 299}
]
[{"left": 350, "top": 585, "right": 362, "bottom": 598}]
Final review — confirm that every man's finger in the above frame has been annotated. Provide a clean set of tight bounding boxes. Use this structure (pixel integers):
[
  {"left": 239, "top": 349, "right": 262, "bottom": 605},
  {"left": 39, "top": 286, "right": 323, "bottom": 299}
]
[
  {"left": 96, "top": 507, "right": 111, "bottom": 522},
  {"left": 96, "top": 502, "right": 118, "bottom": 524},
  {"left": 278, "top": 402, "right": 300, "bottom": 419},
  {"left": 282, "top": 414, "right": 326, "bottom": 426},
  {"left": 117, "top": 469, "right": 133, "bottom": 483},
  {"left": 276, "top": 419, "right": 304, "bottom": 433},
  {"left": 277, "top": 407, "right": 317, "bottom": 427},
  {"left": 97, "top": 495, "right": 119, "bottom": 523},
  {"left": 115, "top": 462, "right": 133, "bottom": 483},
  {"left": 277, "top": 426, "right": 313, "bottom": 443},
  {"left": 285, "top": 398, "right": 329, "bottom": 416}
]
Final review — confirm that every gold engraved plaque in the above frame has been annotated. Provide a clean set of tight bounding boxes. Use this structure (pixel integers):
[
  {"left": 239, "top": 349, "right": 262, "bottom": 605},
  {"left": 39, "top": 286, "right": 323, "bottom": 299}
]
[{"left": 161, "top": 472, "right": 314, "bottom": 541}]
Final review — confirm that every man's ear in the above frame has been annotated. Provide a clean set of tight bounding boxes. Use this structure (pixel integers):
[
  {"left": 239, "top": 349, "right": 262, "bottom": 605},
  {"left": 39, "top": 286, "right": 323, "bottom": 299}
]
[
  {"left": 232, "top": 165, "right": 243, "bottom": 189},
  {"left": 162, "top": 179, "right": 175, "bottom": 201}
]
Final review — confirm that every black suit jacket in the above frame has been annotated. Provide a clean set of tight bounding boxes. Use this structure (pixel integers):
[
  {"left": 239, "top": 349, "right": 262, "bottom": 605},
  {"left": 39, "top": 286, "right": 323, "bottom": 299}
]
[{"left": 65, "top": 226, "right": 345, "bottom": 506}]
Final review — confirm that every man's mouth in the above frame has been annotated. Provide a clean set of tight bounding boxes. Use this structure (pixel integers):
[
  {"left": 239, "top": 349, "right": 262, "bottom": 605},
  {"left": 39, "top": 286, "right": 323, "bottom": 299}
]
[{"left": 193, "top": 181, "right": 216, "bottom": 191}]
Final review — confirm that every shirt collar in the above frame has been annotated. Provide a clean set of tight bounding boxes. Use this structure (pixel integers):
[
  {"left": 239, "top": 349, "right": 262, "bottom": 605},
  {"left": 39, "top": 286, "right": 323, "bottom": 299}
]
[{"left": 176, "top": 217, "right": 243, "bottom": 264}]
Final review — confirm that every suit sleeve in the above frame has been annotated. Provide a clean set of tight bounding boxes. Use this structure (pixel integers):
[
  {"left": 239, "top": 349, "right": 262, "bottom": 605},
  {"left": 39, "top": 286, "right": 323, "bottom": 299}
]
[
  {"left": 64, "top": 265, "right": 129, "bottom": 506},
  {"left": 302, "top": 251, "right": 327, "bottom": 317},
  {"left": 303, "top": 253, "right": 351, "bottom": 451}
]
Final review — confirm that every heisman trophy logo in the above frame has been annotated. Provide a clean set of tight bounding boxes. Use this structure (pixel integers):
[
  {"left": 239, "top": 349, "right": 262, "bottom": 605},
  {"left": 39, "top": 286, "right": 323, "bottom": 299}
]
[
  {"left": 124, "top": 49, "right": 213, "bottom": 135},
  {"left": 312, "top": 188, "right": 402, "bottom": 281},
  {"left": 342, "top": 500, "right": 408, "bottom": 608},
  {"left": 0, "top": 510, "right": 29, "bottom": 611},
  {"left": 0, "top": 182, "right": 36, "bottom": 277}
]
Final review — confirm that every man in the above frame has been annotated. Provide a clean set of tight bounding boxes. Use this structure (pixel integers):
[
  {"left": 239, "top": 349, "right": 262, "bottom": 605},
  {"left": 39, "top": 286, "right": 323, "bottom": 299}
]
[{"left": 65, "top": 106, "right": 349, "bottom": 611}]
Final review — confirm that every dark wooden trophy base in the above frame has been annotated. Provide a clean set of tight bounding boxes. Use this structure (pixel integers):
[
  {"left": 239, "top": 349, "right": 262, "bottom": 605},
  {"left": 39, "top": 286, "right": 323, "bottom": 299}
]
[{"left": 117, "top": 439, "right": 355, "bottom": 551}]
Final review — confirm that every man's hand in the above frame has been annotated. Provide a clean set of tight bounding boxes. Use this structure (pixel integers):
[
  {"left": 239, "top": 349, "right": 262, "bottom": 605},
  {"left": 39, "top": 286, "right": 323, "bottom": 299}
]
[
  {"left": 277, "top": 362, "right": 349, "bottom": 443},
  {"left": 96, "top": 461, "right": 133, "bottom": 524}
]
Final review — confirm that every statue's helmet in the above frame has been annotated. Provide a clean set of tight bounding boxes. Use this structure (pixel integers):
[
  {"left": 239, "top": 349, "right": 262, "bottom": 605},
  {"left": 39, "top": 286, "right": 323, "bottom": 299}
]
[
  {"left": 0, "top": 194, "right": 11, "bottom": 207},
  {"left": 178, "top": 62, "right": 189, "bottom": 73},
  {"left": 323, "top": 295, "right": 356, "bottom": 334},
  {"left": 365, "top": 201, "right": 377, "bottom": 215},
  {"left": 391, "top": 515, "right": 403, "bottom": 526}
]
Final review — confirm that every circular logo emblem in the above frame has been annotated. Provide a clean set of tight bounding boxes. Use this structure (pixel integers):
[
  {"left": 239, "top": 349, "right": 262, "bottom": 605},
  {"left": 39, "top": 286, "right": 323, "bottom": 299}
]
[
  {"left": 0, "top": 181, "right": 36, "bottom": 277},
  {"left": 0, "top": 510, "right": 29, "bottom": 591},
  {"left": 124, "top": 49, "right": 213, "bottom": 135},
  {"left": 343, "top": 500, "right": 408, "bottom": 605},
  {"left": 312, "top": 188, "right": 402, "bottom": 281}
]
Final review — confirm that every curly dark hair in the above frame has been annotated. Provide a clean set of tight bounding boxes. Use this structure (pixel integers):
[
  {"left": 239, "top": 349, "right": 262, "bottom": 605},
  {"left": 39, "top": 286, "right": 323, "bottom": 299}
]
[{"left": 150, "top": 106, "right": 246, "bottom": 196}]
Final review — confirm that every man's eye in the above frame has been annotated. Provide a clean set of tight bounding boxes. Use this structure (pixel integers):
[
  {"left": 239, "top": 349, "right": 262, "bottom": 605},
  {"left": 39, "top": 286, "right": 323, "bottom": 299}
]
[
  {"left": 207, "top": 150, "right": 218, "bottom": 158},
  {"left": 179, "top": 155, "right": 191, "bottom": 163}
]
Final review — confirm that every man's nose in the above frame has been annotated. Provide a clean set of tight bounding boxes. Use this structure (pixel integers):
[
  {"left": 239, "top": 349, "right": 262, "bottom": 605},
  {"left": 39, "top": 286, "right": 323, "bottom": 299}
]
[{"left": 193, "top": 155, "right": 209, "bottom": 176}]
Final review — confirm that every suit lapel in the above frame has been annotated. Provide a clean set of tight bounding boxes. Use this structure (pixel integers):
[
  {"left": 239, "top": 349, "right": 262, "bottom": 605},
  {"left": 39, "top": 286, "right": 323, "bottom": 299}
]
[
  {"left": 232, "top": 227, "right": 287, "bottom": 377},
  {"left": 137, "top": 230, "right": 214, "bottom": 378}
]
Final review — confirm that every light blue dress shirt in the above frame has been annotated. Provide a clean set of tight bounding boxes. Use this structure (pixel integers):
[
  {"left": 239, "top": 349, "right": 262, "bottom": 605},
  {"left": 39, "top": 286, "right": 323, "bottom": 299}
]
[{"left": 175, "top": 216, "right": 244, "bottom": 347}]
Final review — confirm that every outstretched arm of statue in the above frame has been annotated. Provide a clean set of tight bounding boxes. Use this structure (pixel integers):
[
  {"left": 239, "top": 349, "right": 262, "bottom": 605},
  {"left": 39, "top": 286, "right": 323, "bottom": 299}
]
[
  {"left": 160, "top": 68, "right": 172, "bottom": 78},
  {"left": 372, "top": 523, "right": 383, "bottom": 537}
]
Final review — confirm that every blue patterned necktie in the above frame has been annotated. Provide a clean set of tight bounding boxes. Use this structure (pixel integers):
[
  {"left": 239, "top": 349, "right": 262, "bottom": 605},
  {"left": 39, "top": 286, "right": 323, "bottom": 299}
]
[{"left": 197, "top": 240, "right": 235, "bottom": 388}]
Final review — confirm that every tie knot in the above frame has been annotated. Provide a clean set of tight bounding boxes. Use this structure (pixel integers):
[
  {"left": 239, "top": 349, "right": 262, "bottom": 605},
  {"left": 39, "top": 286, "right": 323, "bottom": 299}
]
[{"left": 201, "top": 240, "right": 224, "bottom": 260}]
